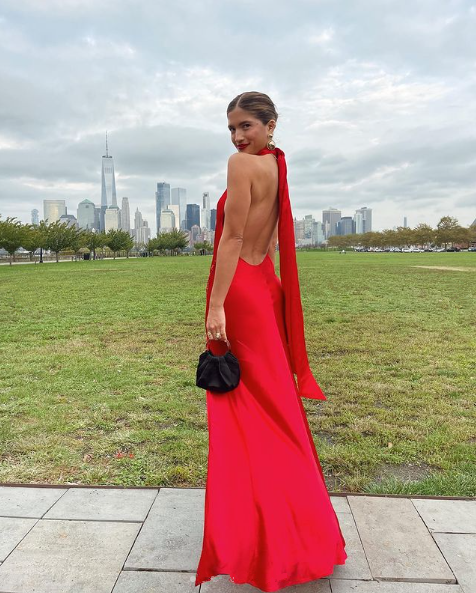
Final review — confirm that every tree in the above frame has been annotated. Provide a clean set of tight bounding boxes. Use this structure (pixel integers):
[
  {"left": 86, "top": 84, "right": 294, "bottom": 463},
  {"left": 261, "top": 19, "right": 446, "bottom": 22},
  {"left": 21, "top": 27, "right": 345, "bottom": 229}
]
[
  {"left": 153, "top": 234, "right": 168, "bottom": 254},
  {"left": 453, "top": 225, "right": 471, "bottom": 249},
  {"left": 123, "top": 233, "right": 134, "bottom": 258},
  {"left": 22, "top": 221, "right": 49, "bottom": 262},
  {"left": 380, "top": 229, "right": 398, "bottom": 248},
  {"left": 44, "top": 221, "right": 76, "bottom": 262},
  {"left": 168, "top": 228, "right": 189, "bottom": 254},
  {"left": 436, "top": 216, "right": 460, "bottom": 249},
  {"left": 0, "top": 217, "right": 28, "bottom": 265},
  {"left": 327, "top": 234, "right": 354, "bottom": 249},
  {"left": 469, "top": 223, "right": 476, "bottom": 247},
  {"left": 413, "top": 223, "right": 436, "bottom": 248},
  {"left": 152, "top": 229, "right": 189, "bottom": 255},
  {"left": 68, "top": 228, "right": 90, "bottom": 260},
  {"left": 83, "top": 230, "right": 107, "bottom": 260},
  {"left": 193, "top": 241, "right": 213, "bottom": 255},
  {"left": 105, "top": 229, "right": 133, "bottom": 259}
]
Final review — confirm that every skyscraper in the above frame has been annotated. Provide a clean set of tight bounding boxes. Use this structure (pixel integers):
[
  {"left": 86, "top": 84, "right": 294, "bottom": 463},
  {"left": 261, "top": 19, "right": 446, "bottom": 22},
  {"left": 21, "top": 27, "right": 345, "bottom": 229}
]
[
  {"left": 121, "top": 197, "right": 131, "bottom": 233},
  {"left": 134, "top": 207, "right": 151, "bottom": 246},
  {"left": 161, "top": 205, "right": 180, "bottom": 231},
  {"left": 100, "top": 132, "right": 117, "bottom": 232},
  {"left": 337, "top": 217, "right": 354, "bottom": 235},
  {"left": 77, "top": 199, "right": 96, "bottom": 230},
  {"left": 322, "top": 207, "right": 341, "bottom": 239},
  {"left": 201, "top": 192, "right": 211, "bottom": 229},
  {"left": 155, "top": 182, "right": 171, "bottom": 235},
  {"left": 105, "top": 206, "right": 121, "bottom": 232},
  {"left": 186, "top": 204, "right": 200, "bottom": 230},
  {"left": 354, "top": 207, "right": 372, "bottom": 234},
  {"left": 171, "top": 188, "right": 187, "bottom": 230},
  {"left": 31, "top": 209, "right": 39, "bottom": 226},
  {"left": 44, "top": 200, "right": 66, "bottom": 224}
]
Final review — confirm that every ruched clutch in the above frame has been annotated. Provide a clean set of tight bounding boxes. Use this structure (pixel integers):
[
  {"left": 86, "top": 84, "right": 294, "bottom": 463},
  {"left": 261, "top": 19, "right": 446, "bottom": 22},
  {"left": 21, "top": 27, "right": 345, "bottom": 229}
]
[{"left": 196, "top": 338, "right": 241, "bottom": 393}]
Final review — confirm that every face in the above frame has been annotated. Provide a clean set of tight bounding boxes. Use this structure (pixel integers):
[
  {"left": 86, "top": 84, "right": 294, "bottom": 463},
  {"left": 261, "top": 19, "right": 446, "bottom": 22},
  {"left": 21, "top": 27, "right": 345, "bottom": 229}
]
[{"left": 227, "top": 107, "right": 276, "bottom": 154}]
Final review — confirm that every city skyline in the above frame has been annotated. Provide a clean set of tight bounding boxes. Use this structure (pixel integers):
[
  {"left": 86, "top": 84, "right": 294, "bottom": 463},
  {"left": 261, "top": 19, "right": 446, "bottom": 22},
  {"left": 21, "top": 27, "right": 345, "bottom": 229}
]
[
  {"left": 32, "top": 141, "right": 378, "bottom": 243},
  {"left": 34, "top": 137, "right": 379, "bottom": 248},
  {"left": 24, "top": 126, "right": 473, "bottom": 243},
  {"left": 4, "top": 133, "right": 471, "bottom": 237},
  {"left": 0, "top": 1, "right": 474, "bottom": 234}
]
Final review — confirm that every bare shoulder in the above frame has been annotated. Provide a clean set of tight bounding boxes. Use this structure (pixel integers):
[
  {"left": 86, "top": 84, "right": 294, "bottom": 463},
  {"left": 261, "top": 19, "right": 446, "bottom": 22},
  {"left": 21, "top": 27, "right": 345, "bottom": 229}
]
[{"left": 227, "top": 152, "right": 258, "bottom": 172}]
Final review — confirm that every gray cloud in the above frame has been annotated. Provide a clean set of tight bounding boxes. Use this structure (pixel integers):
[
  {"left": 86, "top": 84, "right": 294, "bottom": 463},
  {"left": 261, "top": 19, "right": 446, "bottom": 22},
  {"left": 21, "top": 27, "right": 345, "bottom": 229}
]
[{"left": 0, "top": 0, "right": 475, "bottom": 232}]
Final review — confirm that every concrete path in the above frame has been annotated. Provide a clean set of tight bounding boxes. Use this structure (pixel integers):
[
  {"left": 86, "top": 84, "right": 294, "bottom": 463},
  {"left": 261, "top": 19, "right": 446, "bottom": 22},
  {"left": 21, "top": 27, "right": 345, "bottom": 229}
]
[{"left": 0, "top": 485, "right": 474, "bottom": 592}]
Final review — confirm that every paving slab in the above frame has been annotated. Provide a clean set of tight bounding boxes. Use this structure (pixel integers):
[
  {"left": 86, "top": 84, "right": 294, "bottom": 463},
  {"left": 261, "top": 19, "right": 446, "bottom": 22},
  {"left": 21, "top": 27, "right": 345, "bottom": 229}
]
[
  {"left": 347, "top": 496, "right": 455, "bottom": 583},
  {"left": 112, "top": 571, "right": 198, "bottom": 592},
  {"left": 411, "top": 499, "right": 476, "bottom": 534},
  {"left": 331, "top": 581, "right": 465, "bottom": 592},
  {"left": 0, "top": 486, "right": 66, "bottom": 518},
  {"left": 125, "top": 488, "right": 204, "bottom": 571},
  {"left": 330, "top": 511, "right": 372, "bottom": 581},
  {"left": 201, "top": 574, "right": 331, "bottom": 591},
  {"left": 330, "top": 496, "right": 351, "bottom": 513},
  {"left": 44, "top": 487, "right": 158, "bottom": 522},
  {"left": 0, "top": 517, "right": 37, "bottom": 562},
  {"left": 0, "top": 519, "right": 141, "bottom": 593},
  {"left": 432, "top": 533, "right": 476, "bottom": 593}
]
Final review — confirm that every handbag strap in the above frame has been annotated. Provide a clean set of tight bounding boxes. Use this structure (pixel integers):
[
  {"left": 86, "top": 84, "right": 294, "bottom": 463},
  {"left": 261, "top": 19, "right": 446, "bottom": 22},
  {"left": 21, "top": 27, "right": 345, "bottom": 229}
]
[{"left": 206, "top": 337, "right": 231, "bottom": 350}]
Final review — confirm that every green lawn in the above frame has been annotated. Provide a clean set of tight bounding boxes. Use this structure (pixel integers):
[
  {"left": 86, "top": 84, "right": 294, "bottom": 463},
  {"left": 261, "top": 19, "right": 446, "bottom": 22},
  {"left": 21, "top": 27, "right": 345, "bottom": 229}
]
[{"left": 0, "top": 252, "right": 474, "bottom": 496}]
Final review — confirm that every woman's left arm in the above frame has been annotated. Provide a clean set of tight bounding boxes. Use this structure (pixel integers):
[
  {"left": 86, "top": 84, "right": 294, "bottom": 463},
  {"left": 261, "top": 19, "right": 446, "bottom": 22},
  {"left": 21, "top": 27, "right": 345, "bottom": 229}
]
[{"left": 208, "top": 153, "right": 253, "bottom": 319}]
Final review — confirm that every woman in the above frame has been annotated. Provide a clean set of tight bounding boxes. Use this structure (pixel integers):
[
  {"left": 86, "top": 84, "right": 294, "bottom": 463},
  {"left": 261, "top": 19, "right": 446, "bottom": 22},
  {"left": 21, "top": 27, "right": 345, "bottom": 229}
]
[{"left": 195, "top": 91, "right": 347, "bottom": 592}]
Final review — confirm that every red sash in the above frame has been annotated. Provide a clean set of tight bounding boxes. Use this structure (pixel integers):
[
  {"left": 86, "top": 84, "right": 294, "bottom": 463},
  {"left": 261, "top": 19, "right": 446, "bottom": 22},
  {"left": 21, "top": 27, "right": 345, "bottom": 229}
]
[{"left": 205, "top": 146, "right": 326, "bottom": 400}]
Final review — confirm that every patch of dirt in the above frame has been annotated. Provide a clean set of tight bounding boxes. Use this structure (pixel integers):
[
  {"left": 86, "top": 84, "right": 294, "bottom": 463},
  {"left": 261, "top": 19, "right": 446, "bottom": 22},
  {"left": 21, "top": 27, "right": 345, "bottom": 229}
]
[
  {"left": 412, "top": 266, "right": 476, "bottom": 272},
  {"left": 315, "top": 431, "right": 335, "bottom": 446},
  {"left": 373, "top": 461, "right": 435, "bottom": 483},
  {"left": 321, "top": 468, "right": 347, "bottom": 491}
]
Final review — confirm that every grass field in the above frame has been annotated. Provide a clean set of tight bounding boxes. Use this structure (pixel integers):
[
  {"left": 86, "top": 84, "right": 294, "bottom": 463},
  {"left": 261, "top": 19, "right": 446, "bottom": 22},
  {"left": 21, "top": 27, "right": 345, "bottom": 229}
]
[{"left": 0, "top": 252, "right": 474, "bottom": 496}]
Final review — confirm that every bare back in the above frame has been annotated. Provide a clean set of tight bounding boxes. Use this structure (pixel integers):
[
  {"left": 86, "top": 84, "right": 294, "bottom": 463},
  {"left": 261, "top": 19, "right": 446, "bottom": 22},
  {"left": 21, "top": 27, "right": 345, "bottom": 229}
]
[{"left": 239, "top": 153, "right": 279, "bottom": 265}]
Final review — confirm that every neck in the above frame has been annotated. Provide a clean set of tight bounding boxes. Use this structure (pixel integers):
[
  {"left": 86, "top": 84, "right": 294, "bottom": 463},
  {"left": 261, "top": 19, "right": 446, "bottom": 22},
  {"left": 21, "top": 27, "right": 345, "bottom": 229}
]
[{"left": 257, "top": 146, "right": 277, "bottom": 156}]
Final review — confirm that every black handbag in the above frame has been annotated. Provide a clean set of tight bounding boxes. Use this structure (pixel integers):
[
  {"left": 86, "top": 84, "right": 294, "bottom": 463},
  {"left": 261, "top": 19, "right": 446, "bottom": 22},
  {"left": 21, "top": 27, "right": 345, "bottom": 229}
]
[{"left": 196, "top": 338, "right": 241, "bottom": 393}]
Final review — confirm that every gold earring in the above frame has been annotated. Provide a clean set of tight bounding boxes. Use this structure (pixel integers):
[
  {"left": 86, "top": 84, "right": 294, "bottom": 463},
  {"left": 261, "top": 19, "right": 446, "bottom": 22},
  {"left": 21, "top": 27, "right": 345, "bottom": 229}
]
[{"left": 267, "top": 133, "right": 276, "bottom": 150}]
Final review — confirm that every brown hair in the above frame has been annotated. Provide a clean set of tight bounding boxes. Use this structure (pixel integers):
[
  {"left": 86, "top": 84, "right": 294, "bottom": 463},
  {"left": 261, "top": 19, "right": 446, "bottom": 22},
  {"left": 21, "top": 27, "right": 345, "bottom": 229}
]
[{"left": 227, "top": 91, "right": 279, "bottom": 127}]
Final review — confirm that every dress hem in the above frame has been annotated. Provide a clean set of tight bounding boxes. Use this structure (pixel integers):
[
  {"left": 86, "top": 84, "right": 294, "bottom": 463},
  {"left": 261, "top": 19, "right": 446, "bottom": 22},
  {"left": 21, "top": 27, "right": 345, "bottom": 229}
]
[{"left": 195, "top": 549, "right": 348, "bottom": 592}]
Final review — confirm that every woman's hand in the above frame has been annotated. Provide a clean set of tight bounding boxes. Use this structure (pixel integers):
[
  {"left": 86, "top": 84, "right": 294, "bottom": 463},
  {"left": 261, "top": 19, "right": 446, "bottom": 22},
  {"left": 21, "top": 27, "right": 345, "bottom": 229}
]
[{"left": 206, "top": 304, "right": 227, "bottom": 342}]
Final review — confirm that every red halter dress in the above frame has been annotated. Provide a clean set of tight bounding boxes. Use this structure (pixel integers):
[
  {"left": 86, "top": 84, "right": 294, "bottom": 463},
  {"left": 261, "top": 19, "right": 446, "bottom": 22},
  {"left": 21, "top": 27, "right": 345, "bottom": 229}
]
[{"left": 195, "top": 146, "right": 347, "bottom": 592}]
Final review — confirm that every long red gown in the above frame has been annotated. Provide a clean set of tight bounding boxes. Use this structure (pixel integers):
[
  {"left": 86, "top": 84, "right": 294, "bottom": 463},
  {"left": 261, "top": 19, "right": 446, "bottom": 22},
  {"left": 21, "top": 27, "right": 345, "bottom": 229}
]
[{"left": 195, "top": 146, "right": 347, "bottom": 591}]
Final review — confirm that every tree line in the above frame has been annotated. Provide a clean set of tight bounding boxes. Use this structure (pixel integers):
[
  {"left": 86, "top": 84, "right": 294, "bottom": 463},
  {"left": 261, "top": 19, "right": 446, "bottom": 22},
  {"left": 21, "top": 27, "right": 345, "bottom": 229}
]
[
  {"left": 0, "top": 216, "right": 191, "bottom": 265},
  {"left": 2, "top": 214, "right": 474, "bottom": 265},
  {"left": 326, "top": 216, "right": 476, "bottom": 250}
]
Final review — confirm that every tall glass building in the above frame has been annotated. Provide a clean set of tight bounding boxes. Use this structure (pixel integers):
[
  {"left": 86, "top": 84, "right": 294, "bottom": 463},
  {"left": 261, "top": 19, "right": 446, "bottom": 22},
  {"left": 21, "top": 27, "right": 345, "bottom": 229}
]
[
  {"left": 322, "top": 207, "right": 342, "bottom": 239},
  {"left": 155, "top": 182, "right": 171, "bottom": 235},
  {"left": 171, "top": 187, "right": 187, "bottom": 230},
  {"left": 77, "top": 199, "right": 96, "bottom": 230},
  {"left": 100, "top": 133, "right": 117, "bottom": 231},
  {"left": 43, "top": 200, "right": 66, "bottom": 224},
  {"left": 354, "top": 207, "right": 372, "bottom": 234}
]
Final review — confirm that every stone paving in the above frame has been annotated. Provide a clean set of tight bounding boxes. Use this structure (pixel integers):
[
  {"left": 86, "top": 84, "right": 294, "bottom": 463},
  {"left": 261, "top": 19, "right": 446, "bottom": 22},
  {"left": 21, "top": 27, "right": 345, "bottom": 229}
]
[{"left": 0, "top": 485, "right": 474, "bottom": 593}]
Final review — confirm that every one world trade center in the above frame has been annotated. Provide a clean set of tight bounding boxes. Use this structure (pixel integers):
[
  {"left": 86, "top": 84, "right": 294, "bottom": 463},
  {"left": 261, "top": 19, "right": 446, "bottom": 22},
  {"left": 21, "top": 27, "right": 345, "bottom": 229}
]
[{"left": 100, "top": 132, "right": 117, "bottom": 232}]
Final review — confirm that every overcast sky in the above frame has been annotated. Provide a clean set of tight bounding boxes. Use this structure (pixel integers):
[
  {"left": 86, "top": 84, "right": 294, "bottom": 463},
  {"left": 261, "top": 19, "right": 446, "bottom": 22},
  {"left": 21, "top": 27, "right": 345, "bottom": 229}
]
[{"left": 1, "top": 0, "right": 475, "bottom": 234}]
